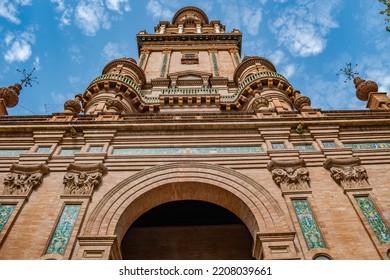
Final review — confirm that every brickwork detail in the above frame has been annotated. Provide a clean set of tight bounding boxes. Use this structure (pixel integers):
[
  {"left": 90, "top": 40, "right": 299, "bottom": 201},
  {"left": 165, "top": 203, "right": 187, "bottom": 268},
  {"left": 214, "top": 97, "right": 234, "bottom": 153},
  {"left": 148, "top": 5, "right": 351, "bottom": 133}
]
[
  {"left": 292, "top": 199, "right": 326, "bottom": 250},
  {"left": 2, "top": 164, "right": 49, "bottom": 196},
  {"left": 0, "top": 205, "right": 15, "bottom": 233},
  {"left": 267, "top": 159, "right": 310, "bottom": 194},
  {"left": 46, "top": 204, "right": 81, "bottom": 255},
  {"left": 63, "top": 163, "right": 107, "bottom": 196},
  {"left": 355, "top": 196, "right": 390, "bottom": 244}
]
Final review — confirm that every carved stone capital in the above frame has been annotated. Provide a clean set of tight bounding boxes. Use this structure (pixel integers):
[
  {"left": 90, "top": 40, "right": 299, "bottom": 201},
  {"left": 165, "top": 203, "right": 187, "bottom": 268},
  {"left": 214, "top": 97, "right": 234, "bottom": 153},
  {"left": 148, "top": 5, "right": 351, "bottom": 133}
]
[
  {"left": 323, "top": 157, "right": 371, "bottom": 192},
  {"left": 267, "top": 159, "right": 311, "bottom": 194},
  {"left": 2, "top": 163, "right": 50, "bottom": 196},
  {"left": 63, "top": 163, "right": 107, "bottom": 196}
]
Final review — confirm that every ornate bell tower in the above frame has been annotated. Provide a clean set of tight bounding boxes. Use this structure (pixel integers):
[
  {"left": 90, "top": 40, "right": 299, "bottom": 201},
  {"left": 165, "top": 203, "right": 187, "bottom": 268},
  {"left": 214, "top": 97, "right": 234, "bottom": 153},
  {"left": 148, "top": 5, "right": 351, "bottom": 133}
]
[{"left": 76, "top": 6, "right": 310, "bottom": 116}]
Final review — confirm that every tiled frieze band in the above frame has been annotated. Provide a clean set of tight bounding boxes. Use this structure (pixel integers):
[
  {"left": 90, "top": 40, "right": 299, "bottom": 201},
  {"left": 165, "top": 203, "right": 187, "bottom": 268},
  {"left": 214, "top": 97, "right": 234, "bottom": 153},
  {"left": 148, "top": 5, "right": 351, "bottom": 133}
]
[{"left": 112, "top": 146, "right": 262, "bottom": 155}]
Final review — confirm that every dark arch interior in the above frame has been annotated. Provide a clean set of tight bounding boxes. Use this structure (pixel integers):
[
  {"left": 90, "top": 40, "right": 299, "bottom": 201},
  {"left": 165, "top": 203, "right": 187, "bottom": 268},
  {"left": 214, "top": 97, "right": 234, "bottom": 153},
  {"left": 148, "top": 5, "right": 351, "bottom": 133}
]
[{"left": 121, "top": 200, "right": 254, "bottom": 260}]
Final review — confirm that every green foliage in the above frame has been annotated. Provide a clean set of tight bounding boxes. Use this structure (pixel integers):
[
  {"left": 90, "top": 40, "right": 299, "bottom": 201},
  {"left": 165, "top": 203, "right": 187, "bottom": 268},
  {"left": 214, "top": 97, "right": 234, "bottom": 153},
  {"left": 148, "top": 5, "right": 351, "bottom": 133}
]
[{"left": 379, "top": 0, "right": 390, "bottom": 31}]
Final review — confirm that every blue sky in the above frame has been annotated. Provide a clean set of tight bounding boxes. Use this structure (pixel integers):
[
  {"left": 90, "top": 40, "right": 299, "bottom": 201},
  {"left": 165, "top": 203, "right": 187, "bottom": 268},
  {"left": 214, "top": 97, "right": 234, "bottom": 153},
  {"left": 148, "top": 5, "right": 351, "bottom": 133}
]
[{"left": 0, "top": 0, "right": 389, "bottom": 115}]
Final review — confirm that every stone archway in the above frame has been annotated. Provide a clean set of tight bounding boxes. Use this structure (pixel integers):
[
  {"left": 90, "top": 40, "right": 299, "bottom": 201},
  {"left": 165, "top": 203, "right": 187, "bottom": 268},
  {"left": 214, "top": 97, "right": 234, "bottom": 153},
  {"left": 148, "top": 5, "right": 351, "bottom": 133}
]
[
  {"left": 121, "top": 200, "right": 255, "bottom": 260},
  {"left": 76, "top": 162, "right": 299, "bottom": 260}
]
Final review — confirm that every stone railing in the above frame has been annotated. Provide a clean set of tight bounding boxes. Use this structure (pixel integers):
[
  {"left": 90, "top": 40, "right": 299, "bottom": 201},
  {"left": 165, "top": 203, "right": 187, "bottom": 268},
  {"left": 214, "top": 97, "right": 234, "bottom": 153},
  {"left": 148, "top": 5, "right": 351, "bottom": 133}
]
[
  {"left": 221, "top": 71, "right": 289, "bottom": 102},
  {"left": 89, "top": 74, "right": 159, "bottom": 103},
  {"left": 161, "top": 88, "right": 219, "bottom": 95}
]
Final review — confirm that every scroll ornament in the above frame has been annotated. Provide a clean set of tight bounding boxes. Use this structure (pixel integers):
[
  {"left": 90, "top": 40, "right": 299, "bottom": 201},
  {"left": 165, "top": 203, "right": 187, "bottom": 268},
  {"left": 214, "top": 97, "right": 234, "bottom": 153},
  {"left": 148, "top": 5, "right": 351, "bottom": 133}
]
[
  {"left": 2, "top": 163, "right": 49, "bottom": 195},
  {"left": 323, "top": 157, "right": 370, "bottom": 191},
  {"left": 267, "top": 159, "right": 310, "bottom": 193},
  {"left": 63, "top": 163, "right": 107, "bottom": 196}
]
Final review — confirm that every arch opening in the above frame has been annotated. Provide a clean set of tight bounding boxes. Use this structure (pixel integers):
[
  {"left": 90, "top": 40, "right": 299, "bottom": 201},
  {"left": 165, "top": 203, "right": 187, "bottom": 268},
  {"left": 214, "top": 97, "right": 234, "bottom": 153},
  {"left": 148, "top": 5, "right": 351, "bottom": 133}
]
[{"left": 120, "top": 200, "right": 255, "bottom": 260}]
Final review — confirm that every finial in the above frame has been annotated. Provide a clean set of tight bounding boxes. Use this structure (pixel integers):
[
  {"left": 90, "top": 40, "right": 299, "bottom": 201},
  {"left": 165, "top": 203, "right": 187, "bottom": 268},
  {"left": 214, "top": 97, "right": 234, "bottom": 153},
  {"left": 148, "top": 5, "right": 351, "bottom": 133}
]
[
  {"left": 337, "top": 63, "right": 359, "bottom": 83},
  {"left": 17, "top": 68, "right": 39, "bottom": 88}
]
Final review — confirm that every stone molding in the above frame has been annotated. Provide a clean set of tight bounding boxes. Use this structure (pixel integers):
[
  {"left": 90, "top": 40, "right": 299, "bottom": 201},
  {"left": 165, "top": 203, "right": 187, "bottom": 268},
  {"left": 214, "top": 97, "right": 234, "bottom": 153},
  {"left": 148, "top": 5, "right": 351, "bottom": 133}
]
[
  {"left": 2, "top": 163, "right": 50, "bottom": 196},
  {"left": 83, "top": 162, "right": 288, "bottom": 238},
  {"left": 254, "top": 232, "right": 300, "bottom": 260},
  {"left": 267, "top": 159, "right": 311, "bottom": 195},
  {"left": 63, "top": 163, "right": 107, "bottom": 196},
  {"left": 323, "top": 157, "right": 371, "bottom": 192}
]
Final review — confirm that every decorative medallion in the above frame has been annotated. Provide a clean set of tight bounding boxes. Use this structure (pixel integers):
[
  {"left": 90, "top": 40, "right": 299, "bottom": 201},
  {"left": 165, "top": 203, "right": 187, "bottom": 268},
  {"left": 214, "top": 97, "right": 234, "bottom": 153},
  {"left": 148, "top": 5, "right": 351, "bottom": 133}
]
[
  {"left": 323, "top": 157, "right": 370, "bottom": 191},
  {"left": 355, "top": 196, "right": 390, "bottom": 244},
  {"left": 2, "top": 163, "right": 50, "bottom": 196},
  {"left": 267, "top": 159, "right": 310, "bottom": 194},
  {"left": 63, "top": 163, "right": 107, "bottom": 196},
  {"left": 46, "top": 204, "right": 81, "bottom": 255},
  {"left": 292, "top": 200, "right": 326, "bottom": 250}
]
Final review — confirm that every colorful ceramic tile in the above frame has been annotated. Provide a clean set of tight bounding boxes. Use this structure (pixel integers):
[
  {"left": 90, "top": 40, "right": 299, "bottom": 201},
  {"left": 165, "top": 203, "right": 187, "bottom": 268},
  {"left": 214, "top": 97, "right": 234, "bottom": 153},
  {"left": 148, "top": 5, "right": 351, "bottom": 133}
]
[
  {"left": 0, "top": 205, "right": 16, "bottom": 233},
  {"left": 0, "top": 149, "right": 29, "bottom": 156},
  {"left": 46, "top": 204, "right": 81, "bottom": 255},
  {"left": 112, "top": 146, "right": 262, "bottom": 155},
  {"left": 293, "top": 144, "right": 314, "bottom": 151},
  {"left": 59, "top": 148, "right": 81, "bottom": 156},
  {"left": 322, "top": 141, "right": 336, "bottom": 148},
  {"left": 344, "top": 142, "right": 390, "bottom": 149},
  {"left": 292, "top": 200, "right": 326, "bottom": 250},
  {"left": 355, "top": 196, "right": 390, "bottom": 244}
]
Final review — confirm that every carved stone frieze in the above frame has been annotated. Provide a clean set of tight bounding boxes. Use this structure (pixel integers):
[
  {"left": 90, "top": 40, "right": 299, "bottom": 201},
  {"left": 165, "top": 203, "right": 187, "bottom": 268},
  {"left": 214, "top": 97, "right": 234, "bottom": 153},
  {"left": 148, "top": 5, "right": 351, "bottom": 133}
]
[
  {"left": 323, "top": 157, "right": 371, "bottom": 191},
  {"left": 63, "top": 163, "right": 107, "bottom": 196},
  {"left": 267, "top": 159, "right": 310, "bottom": 194},
  {"left": 2, "top": 163, "right": 50, "bottom": 196}
]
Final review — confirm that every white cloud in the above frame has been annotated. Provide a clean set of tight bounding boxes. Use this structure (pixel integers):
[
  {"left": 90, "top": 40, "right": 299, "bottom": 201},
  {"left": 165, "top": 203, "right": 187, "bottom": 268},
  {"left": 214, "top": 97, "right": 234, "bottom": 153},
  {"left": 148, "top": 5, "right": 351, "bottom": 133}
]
[
  {"left": 106, "top": 0, "right": 131, "bottom": 13},
  {"left": 241, "top": 7, "right": 262, "bottom": 36},
  {"left": 102, "top": 42, "right": 126, "bottom": 60},
  {"left": 281, "top": 64, "right": 297, "bottom": 79},
  {"left": 269, "top": 0, "right": 341, "bottom": 57},
  {"left": 69, "top": 45, "right": 84, "bottom": 64},
  {"left": 3, "top": 30, "right": 35, "bottom": 63},
  {"left": 50, "top": 0, "right": 73, "bottom": 27},
  {"left": 217, "top": 0, "right": 263, "bottom": 36},
  {"left": 50, "top": 0, "right": 132, "bottom": 35},
  {"left": 0, "top": 0, "right": 29, "bottom": 24},
  {"left": 75, "top": 1, "right": 111, "bottom": 36},
  {"left": 146, "top": 0, "right": 174, "bottom": 20},
  {"left": 68, "top": 75, "right": 81, "bottom": 85},
  {"left": 33, "top": 56, "right": 41, "bottom": 70},
  {"left": 268, "top": 50, "right": 285, "bottom": 65}
]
